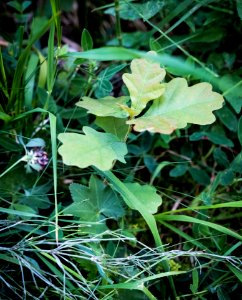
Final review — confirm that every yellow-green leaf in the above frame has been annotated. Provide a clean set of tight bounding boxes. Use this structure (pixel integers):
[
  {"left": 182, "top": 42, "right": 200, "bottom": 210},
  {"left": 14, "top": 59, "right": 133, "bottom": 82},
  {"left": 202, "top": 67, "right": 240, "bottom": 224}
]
[
  {"left": 128, "top": 78, "right": 224, "bottom": 134},
  {"left": 58, "top": 126, "right": 127, "bottom": 171},
  {"left": 124, "top": 182, "right": 162, "bottom": 214},
  {"left": 76, "top": 96, "right": 130, "bottom": 118},
  {"left": 122, "top": 51, "right": 166, "bottom": 116}
]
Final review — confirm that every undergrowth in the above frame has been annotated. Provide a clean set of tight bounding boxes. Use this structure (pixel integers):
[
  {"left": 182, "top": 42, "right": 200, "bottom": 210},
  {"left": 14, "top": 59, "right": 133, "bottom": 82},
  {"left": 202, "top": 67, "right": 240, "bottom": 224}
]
[{"left": 0, "top": 0, "right": 241, "bottom": 299}]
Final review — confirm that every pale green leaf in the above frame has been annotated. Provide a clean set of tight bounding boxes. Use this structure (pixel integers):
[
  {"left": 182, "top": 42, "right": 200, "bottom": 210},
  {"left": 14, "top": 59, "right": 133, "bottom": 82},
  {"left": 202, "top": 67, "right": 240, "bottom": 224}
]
[
  {"left": 95, "top": 116, "right": 129, "bottom": 140},
  {"left": 128, "top": 78, "right": 224, "bottom": 134},
  {"left": 76, "top": 96, "right": 130, "bottom": 118},
  {"left": 58, "top": 126, "right": 127, "bottom": 171},
  {"left": 124, "top": 182, "right": 162, "bottom": 214},
  {"left": 122, "top": 51, "right": 166, "bottom": 115}
]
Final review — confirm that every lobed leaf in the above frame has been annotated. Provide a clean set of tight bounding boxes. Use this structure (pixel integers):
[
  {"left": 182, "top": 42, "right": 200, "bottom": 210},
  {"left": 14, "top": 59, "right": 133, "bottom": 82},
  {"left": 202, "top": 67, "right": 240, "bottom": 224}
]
[
  {"left": 66, "top": 176, "right": 125, "bottom": 221},
  {"left": 58, "top": 126, "right": 128, "bottom": 171},
  {"left": 122, "top": 51, "right": 166, "bottom": 115},
  {"left": 128, "top": 78, "right": 224, "bottom": 133},
  {"left": 95, "top": 116, "right": 129, "bottom": 140},
  {"left": 124, "top": 182, "right": 162, "bottom": 214},
  {"left": 76, "top": 96, "right": 130, "bottom": 118}
]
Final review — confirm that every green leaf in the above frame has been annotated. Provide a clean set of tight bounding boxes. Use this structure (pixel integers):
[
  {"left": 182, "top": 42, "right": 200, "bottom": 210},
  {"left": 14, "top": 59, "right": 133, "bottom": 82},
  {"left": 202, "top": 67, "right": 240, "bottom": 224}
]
[
  {"left": 22, "top": 1, "right": 31, "bottom": 11},
  {"left": 0, "top": 111, "right": 11, "bottom": 122},
  {"left": 61, "top": 47, "right": 220, "bottom": 87},
  {"left": 105, "top": 0, "right": 164, "bottom": 21},
  {"left": 12, "top": 204, "right": 37, "bottom": 218},
  {"left": 190, "top": 269, "right": 199, "bottom": 294},
  {"left": 58, "top": 126, "right": 128, "bottom": 170},
  {"left": 66, "top": 176, "right": 125, "bottom": 221},
  {"left": 76, "top": 96, "right": 130, "bottom": 118},
  {"left": 122, "top": 51, "right": 166, "bottom": 116},
  {"left": 124, "top": 182, "right": 162, "bottom": 214},
  {"left": 150, "top": 161, "right": 173, "bottom": 184},
  {"left": 228, "top": 265, "right": 242, "bottom": 283},
  {"left": 236, "top": 0, "right": 242, "bottom": 19},
  {"left": 0, "top": 136, "right": 22, "bottom": 151},
  {"left": 94, "top": 79, "right": 113, "bottom": 98},
  {"left": 169, "top": 164, "right": 188, "bottom": 177},
  {"left": 231, "top": 153, "right": 242, "bottom": 173},
  {"left": 0, "top": 206, "right": 45, "bottom": 218},
  {"left": 128, "top": 78, "right": 224, "bottom": 133},
  {"left": 216, "top": 106, "right": 238, "bottom": 132},
  {"left": 95, "top": 116, "right": 129, "bottom": 140},
  {"left": 213, "top": 148, "right": 230, "bottom": 167},
  {"left": 81, "top": 28, "right": 93, "bottom": 51},
  {"left": 24, "top": 53, "right": 39, "bottom": 108},
  {"left": 30, "top": 16, "right": 49, "bottom": 41},
  {"left": 94, "top": 64, "right": 126, "bottom": 98},
  {"left": 37, "top": 50, "right": 47, "bottom": 88},
  {"left": 239, "top": 116, "right": 242, "bottom": 146},
  {"left": 99, "top": 170, "right": 162, "bottom": 247},
  {"left": 17, "top": 183, "right": 52, "bottom": 210},
  {"left": 7, "top": 1, "right": 22, "bottom": 12},
  {"left": 47, "top": 23, "right": 55, "bottom": 93},
  {"left": 219, "top": 170, "right": 234, "bottom": 186},
  {"left": 189, "top": 131, "right": 234, "bottom": 147},
  {"left": 156, "top": 215, "right": 242, "bottom": 241},
  {"left": 189, "top": 167, "right": 210, "bottom": 186},
  {"left": 219, "top": 75, "right": 242, "bottom": 114}
]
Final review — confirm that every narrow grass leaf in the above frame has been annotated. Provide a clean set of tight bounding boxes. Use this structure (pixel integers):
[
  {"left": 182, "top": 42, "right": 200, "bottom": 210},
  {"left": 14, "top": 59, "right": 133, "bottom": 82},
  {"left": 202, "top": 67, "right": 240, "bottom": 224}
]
[
  {"left": 158, "top": 201, "right": 242, "bottom": 215},
  {"left": 50, "top": 0, "right": 62, "bottom": 47},
  {"left": 24, "top": 53, "right": 39, "bottom": 108},
  {"left": 47, "top": 23, "right": 55, "bottom": 94},
  {"left": 156, "top": 215, "right": 242, "bottom": 240},
  {"left": 99, "top": 271, "right": 186, "bottom": 289},
  {"left": 62, "top": 47, "right": 221, "bottom": 87},
  {"left": 0, "top": 207, "right": 46, "bottom": 218},
  {"left": 227, "top": 265, "right": 242, "bottom": 283},
  {"left": 8, "top": 17, "right": 55, "bottom": 110}
]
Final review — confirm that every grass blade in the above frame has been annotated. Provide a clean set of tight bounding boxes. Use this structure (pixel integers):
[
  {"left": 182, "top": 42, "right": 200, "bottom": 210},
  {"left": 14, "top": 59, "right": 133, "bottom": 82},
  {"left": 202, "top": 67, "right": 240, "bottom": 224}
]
[{"left": 156, "top": 215, "right": 242, "bottom": 241}]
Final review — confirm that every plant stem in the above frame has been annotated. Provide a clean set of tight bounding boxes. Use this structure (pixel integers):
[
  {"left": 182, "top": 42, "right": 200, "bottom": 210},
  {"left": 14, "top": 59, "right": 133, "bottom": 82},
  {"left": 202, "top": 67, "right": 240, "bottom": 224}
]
[
  {"left": 114, "top": 0, "right": 122, "bottom": 46},
  {"left": 0, "top": 157, "right": 25, "bottom": 178}
]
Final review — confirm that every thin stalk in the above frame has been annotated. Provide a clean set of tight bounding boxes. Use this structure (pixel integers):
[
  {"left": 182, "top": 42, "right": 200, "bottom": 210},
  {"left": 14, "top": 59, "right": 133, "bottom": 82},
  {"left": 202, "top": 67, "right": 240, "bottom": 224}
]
[
  {"left": 0, "top": 157, "right": 25, "bottom": 178},
  {"left": 50, "top": 0, "right": 62, "bottom": 47},
  {"left": 114, "top": 0, "right": 122, "bottom": 46},
  {"left": 84, "top": 61, "right": 96, "bottom": 96}
]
